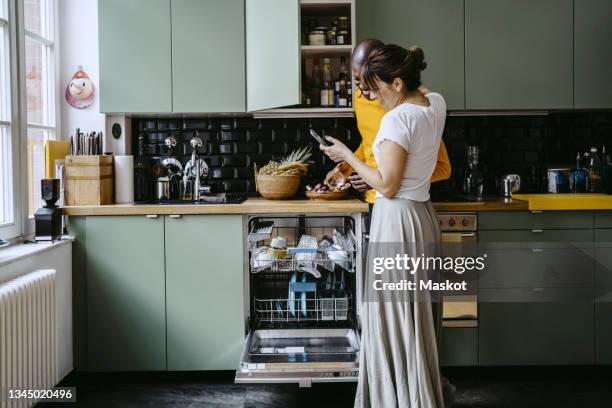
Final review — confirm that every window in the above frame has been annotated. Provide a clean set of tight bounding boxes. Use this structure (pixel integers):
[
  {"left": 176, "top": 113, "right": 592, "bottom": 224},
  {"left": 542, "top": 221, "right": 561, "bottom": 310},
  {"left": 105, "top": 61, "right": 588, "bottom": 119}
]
[
  {"left": 24, "top": 0, "right": 57, "bottom": 216},
  {"left": 0, "top": 0, "right": 18, "bottom": 239},
  {"left": 0, "top": 0, "right": 58, "bottom": 241}
]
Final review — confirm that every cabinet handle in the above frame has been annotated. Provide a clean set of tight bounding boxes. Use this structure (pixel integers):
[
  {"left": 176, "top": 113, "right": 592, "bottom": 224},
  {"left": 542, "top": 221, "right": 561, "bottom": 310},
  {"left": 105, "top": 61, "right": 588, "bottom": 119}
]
[
  {"left": 146, "top": 215, "right": 158, "bottom": 219},
  {"left": 169, "top": 214, "right": 182, "bottom": 219},
  {"left": 532, "top": 248, "right": 543, "bottom": 253},
  {"left": 531, "top": 229, "right": 543, "bottom": 233},
  {"left": 531, "top": 211, "right": 543, "bottom": 214}
]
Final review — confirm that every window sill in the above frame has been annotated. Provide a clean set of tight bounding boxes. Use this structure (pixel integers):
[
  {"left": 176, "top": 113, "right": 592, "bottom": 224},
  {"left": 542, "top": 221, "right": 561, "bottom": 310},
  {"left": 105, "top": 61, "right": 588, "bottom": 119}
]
[{"left": 0, "top": 237, "right": 74, "bottom": 269}]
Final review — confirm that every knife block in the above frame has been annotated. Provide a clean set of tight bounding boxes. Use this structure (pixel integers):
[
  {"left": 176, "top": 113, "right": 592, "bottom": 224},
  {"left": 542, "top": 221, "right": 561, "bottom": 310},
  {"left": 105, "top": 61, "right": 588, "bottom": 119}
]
[{"left": 65, "top": 155, "right": 114, "bottom": 206}]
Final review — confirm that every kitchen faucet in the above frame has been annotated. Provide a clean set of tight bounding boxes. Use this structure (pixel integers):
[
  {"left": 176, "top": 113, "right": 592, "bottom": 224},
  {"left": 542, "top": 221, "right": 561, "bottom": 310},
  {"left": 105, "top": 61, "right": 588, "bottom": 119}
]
[{"left": 189, "top": 134, "right": 204, "bottom": 202}]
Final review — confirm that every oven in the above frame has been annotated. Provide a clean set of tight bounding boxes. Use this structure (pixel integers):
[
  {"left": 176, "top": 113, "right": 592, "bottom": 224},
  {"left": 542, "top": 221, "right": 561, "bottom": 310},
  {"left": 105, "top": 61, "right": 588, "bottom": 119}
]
[
  {"left": 437, "top": 212, "right": 479, "bottom": 328},
  {"left": 235, "top": 213, "right": 364, "bottom": 387}
]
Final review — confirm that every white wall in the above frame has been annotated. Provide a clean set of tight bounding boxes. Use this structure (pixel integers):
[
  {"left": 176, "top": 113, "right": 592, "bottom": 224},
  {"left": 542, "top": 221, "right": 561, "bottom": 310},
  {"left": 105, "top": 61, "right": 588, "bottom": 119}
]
[
  {"left": 59, "top": 0, "right": 105, "bottom": 137},
  {"left": 0, "top": 242, "right": 73, "bottom": 381}
]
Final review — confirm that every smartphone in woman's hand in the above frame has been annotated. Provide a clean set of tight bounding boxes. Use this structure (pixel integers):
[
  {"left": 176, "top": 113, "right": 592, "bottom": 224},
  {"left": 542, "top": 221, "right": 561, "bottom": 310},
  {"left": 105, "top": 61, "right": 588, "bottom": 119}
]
[{"left": 310, "top": 129, "right": 330, "bottom": 146}]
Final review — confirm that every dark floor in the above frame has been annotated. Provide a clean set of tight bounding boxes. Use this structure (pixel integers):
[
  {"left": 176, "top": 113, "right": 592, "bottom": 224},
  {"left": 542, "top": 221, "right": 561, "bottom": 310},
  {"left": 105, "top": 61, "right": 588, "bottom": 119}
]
[{"left": 38, "top": 367, "right": 612, "bottom": 408}]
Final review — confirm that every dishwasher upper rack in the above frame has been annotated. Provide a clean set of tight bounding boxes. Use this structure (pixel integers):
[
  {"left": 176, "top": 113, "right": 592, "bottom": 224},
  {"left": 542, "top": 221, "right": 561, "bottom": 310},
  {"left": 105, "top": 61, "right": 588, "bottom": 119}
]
[{"left": 250, "top": 247, "right": 356, "bottom": 274}]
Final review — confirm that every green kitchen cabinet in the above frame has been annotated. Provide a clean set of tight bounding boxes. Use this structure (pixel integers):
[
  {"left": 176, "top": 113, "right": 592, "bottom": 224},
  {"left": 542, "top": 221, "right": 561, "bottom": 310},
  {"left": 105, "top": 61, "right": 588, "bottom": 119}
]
[
  {"left": 356, "top": 0, "right": 465, "bottom": 110},
  {"left": 86, "top": 216, "right": 167, "bottom": 371},
  {"left": 99, "top": 0, "right": 172, "bottom": 113},
  {"left": 440, "top": 328, "right": 478, "bottom": 366},
  {"left": 479, "top": 211, "right": 593, "bottom": 231},
  {"left": 465, "top": 0, "right": 573, "bottom": 109},
  {"left": 165, "top": 215, "right": 245, "bottom": 370},
  {"left": 172, "top": 0, "right": 246, "bottom": 112},
  {"left": 479, "top": 300, "right": 594, "bottom": 365},
  {"left": 246, "top": 0, "right": 300, "bottom": 111},
  {"left": 574, "top": 0, "right": 612, "bottom": 108},
  {"left": 595, "top": 301, "right": 612, "bottom": 364}
]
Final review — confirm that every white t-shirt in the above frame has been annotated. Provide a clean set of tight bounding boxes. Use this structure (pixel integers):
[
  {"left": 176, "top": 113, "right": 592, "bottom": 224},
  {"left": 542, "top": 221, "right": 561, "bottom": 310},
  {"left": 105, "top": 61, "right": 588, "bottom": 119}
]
[{"left": 372, "top": 92, "right": 446, "bottom": 202}]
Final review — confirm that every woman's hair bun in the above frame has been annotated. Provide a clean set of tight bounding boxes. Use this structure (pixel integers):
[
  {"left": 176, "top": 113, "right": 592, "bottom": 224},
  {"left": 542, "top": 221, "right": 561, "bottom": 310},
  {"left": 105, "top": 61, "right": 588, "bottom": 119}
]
[{"left": 409, "top": 46, "right": 427, "bottom": 71}]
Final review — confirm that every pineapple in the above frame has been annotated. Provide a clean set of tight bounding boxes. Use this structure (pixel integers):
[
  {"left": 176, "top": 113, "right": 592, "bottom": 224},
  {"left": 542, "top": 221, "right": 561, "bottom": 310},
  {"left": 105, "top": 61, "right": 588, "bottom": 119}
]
[{"left": 257, "top": 146, "right": 312, "bottom": 177}]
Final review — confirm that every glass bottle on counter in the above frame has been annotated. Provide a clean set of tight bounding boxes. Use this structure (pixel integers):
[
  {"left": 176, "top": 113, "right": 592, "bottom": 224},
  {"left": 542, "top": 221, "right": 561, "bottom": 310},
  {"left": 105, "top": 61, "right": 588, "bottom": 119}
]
[
  {"left": 572, "top": 152, "right": 588, "bottom": 193},
  {"left": 310, "top": 58, "right": 321, "bottom": 108},
  {"left": 587, "top": 147, "right": 602, "bottom": 193},
  {"left": 134, "top": 136, "right": 154, "bottom": 202},
  {"left": 601, "top": 146, "right": 611, "bottom": 194},
  {"left": 462, "top": 145, "right": 484, "bottom": 199}
]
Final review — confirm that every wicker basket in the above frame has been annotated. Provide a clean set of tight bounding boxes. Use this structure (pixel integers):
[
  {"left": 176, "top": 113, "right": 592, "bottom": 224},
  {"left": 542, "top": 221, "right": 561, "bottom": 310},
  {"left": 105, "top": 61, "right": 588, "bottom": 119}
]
[{"left": 255, "top": 174, "right": 301, "bottom": 200}]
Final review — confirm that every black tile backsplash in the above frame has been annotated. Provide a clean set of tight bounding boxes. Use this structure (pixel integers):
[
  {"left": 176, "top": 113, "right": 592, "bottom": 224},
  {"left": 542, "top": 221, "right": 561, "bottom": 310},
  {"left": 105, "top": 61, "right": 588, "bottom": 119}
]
[{"left": 133, "top": 112, "right": 612, "bottom": 196}]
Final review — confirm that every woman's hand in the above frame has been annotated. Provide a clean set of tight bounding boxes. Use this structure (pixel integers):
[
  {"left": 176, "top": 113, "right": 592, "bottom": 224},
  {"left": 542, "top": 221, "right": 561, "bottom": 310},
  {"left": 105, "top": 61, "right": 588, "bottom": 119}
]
[{"left": 320, "top": 136, "right": 352, "bottom": 163}]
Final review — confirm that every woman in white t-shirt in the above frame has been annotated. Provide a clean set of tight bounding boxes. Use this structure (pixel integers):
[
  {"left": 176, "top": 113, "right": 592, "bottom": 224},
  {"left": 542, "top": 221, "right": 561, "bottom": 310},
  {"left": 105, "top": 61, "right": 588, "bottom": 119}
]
[{"left": 321, "top": 45, "right": 446, "bottom": 408}]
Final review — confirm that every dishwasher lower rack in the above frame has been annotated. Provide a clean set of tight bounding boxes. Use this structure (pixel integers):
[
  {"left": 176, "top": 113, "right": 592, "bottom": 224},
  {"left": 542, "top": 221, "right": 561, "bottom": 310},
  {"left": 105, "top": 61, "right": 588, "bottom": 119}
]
[{"left": 254, "top": 295, "right": 351, "bottom": 323}]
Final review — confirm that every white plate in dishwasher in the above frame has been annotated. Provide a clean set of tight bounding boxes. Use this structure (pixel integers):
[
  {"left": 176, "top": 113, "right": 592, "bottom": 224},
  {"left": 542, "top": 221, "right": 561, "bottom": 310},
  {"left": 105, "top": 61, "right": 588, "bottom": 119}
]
[{"left": 236, "top": 328, "right": 360, "bottom": 386}]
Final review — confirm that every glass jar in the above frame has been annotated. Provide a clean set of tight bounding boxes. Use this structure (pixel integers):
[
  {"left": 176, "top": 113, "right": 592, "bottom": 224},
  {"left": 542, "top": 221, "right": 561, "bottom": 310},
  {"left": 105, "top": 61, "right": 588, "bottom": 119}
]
[
  {"left": 336, "top": 31, "right": 350, "bottom": 45},
  {"left": 308, "top": 30, "right": 326, "bottom": 46}
]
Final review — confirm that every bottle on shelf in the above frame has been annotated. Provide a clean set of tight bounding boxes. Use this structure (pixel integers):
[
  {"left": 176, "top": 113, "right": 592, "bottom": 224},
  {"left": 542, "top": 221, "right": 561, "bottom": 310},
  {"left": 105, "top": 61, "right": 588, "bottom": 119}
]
[
  {"left": 346, "top": 77, "right": 353, "bottom": 108},
  {"left": 310, "top": 58, "right": 321, "bottom": 108},
  {"left": 587, "top": 147, "right": 602, "bottom": 193},
  {"left": 338, "top": 80, "right": 348, "bottom": 108},
  {"left": 134, "top": 136, "right": 153, "bottom": 202},
  {"left": 320, "top": 58, "right": 333, "bottom": 107},
  {"left": 572, "top": 152, "right": 588, "bottom": 193},
  {"left": 302, "top": 62, "right": 311, "bottom": 107},
  {"left": 339, "top": 56, "right": 348, "bottom": 82}
]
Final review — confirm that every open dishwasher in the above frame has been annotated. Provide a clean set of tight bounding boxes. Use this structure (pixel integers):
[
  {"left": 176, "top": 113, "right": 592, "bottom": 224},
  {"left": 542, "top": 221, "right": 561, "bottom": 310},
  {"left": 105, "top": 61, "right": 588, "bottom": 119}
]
[{"left": 236, "top": 214, "right": 363, "bottom": 386}]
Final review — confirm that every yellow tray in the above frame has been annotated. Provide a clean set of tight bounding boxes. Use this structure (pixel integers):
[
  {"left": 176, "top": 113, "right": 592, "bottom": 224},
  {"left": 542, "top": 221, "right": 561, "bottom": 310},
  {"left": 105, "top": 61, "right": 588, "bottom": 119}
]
[{"left": 512, "top": 193, "right": 612, "bottom": 210}]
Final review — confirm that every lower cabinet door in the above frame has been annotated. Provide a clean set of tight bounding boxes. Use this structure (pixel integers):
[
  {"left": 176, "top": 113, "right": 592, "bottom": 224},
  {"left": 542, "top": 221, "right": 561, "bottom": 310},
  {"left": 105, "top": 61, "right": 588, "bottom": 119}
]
[
  {"left": 440, "top": 327, "right": 478, "bottom": 366},
  {"left": 479, "top": 301, "right": 594, "bottom": 365},
  {"left": 165, "top": 215, "right": 245, "bottom": 370},
  {"left": 595, "top": 295, "right": 612, "bottom": 364},
  {"left": 86, "top": 216, "right": 167, "bottom": 371}
]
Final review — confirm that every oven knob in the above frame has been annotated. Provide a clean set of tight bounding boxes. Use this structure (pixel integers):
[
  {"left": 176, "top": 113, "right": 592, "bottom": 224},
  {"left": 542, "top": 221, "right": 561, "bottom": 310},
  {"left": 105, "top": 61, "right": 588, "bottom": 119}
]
[
  {"left": 448, "top": 218, "right": 456, "bottom": 227},
  {"left": 462, "top": 218, "right": 470, "bottom": 227}
]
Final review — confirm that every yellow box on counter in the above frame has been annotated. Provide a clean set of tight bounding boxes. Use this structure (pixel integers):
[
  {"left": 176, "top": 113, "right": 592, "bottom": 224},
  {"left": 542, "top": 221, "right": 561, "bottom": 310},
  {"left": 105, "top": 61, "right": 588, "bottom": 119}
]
[
  {"left": 512, "top": 193, "right": 612, "bottom": 210},
  {"left": 64, "top": 155, "right": 114, "bottom": 206}
]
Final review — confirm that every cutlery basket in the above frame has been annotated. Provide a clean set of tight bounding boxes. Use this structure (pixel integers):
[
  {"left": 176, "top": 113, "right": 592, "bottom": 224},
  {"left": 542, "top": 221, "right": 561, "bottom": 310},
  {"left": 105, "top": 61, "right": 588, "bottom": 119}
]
[{"left": 65, "top": 155, "right": 114, "bottom": 205}]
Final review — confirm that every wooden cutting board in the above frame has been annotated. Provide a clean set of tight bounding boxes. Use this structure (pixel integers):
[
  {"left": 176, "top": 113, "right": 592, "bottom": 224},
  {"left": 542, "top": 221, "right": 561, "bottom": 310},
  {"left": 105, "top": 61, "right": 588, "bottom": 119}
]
[{"left": 512, "top": 193, "right": 612, "bottom": 210}]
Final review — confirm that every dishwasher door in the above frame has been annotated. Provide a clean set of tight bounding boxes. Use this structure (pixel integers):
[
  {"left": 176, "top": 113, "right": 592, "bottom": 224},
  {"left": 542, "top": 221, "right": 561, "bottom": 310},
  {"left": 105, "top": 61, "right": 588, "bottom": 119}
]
[{"left": 235, "top": 327, "right": 360, "bottom": 386}]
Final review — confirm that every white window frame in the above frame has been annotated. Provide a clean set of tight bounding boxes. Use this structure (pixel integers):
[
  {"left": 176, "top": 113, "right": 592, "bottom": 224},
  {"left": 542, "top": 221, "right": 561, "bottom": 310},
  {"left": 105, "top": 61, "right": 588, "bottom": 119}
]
[
  {"left": 0, "top": 0, "right": 60, "bottom": 241},
  {"left": 0, "top": 0, "right": 22, "bottom": 241}
]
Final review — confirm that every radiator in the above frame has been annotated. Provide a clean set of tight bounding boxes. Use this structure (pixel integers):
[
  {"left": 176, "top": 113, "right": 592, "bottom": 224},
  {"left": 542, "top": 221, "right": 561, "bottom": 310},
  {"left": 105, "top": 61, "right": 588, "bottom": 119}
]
[{"left": 0, "top": 269, "right": 57, "bottom": 408}]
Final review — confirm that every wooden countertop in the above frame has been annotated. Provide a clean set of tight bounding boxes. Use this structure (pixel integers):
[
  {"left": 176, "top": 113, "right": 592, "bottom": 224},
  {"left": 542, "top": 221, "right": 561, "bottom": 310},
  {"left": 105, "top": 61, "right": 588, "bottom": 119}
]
[{"left": 62, "top": 196, "right": 529, "bottom": 216}]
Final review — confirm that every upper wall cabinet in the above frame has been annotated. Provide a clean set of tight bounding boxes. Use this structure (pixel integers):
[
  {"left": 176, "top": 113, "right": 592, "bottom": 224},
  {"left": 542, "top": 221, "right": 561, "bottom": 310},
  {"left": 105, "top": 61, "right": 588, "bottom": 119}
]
[
  {"left": 574, "top": 0, "right": 612, "bottom": 109},
  {"left": 357, "top": 0, "right": 465, "bottom": 111},
  {"left": 465, "top": 0, "right": 573, "bottom": 110},
  {"left": 246, "top": 0, "right": 300, "bottom": 112},
  {"left": 99, "top": 0, "right": 173, "bottom": 113},
  {"left": 172, "top": 0, "right": 246, "bottom": 112}
]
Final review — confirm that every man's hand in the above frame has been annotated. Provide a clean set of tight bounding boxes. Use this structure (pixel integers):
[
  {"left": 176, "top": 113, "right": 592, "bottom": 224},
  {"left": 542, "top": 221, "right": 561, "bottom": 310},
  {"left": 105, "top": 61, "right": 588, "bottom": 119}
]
[{"left": 349, "top": 174, "right": 371, "bottom": 192}]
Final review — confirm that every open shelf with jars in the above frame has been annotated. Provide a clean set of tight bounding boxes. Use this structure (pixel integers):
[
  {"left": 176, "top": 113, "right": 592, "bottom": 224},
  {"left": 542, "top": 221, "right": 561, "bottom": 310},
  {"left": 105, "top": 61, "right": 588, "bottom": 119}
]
[{"left": 254, "top": 0, "right": 356, "bottom": 118}]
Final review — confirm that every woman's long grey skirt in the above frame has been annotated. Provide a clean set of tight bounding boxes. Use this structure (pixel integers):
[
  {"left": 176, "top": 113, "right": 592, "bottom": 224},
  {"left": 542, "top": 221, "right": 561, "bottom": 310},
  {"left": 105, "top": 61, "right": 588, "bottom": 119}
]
[{"left": 355, "top": 197, "right": 444, "bottom": 408}]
